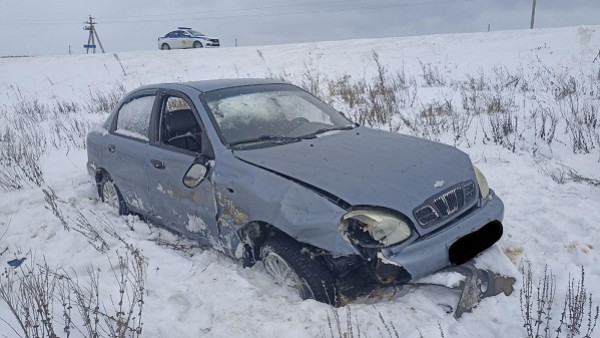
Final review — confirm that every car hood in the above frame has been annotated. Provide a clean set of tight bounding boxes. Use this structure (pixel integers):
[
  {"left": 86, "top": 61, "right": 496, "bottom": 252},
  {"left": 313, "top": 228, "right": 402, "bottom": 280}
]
[{"left": 233, "top": 126, "right": 475, "bottom": 223}]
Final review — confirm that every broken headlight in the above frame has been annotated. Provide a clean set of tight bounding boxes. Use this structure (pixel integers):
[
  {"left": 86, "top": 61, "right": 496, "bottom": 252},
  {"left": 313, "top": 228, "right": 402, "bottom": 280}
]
[
  {"left": 339, "top": 208, "right": 412, "bottom": 248},
  {"left": 473, "top": 165, "right": 490, "bottom": 199}
]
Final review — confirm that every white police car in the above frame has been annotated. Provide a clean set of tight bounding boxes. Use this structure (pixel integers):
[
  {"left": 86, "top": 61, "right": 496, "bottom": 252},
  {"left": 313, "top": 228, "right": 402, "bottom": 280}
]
[{"left": 158, "top": 27, "right": 220, "bottom": 50}]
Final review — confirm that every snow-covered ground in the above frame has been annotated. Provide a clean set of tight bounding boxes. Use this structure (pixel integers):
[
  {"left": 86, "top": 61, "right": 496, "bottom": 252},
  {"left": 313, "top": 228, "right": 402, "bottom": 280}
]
[{"left": 1, "top": 26, "right": 599, "bottom": 337}]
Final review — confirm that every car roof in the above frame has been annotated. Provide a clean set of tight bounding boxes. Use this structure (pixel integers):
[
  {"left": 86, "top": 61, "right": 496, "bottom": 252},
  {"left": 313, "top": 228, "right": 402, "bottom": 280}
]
[
  {"left": 175, "top": 28, "right": 204, "bottom": 35},
  {"left": 167, "top": 29, "right": 191, "bottom": 33},
  {"left": 134, "top": 78, "right": 290, "bottom": 94}
]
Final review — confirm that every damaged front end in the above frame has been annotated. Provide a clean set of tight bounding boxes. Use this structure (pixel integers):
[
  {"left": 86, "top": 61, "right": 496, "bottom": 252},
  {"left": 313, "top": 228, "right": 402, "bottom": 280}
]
[
  {"left": 324, "top": 251, "right": 515, "bottom": 318},
  {"left": 331, "top": 190, "right": 514, "bottom": 317}
]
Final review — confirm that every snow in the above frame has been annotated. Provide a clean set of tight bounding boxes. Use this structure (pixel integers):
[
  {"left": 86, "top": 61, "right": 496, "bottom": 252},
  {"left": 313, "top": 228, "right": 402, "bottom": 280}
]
[
  {"left": 187, "top": 215, "right": 207, "bottom": 233},
  {"left": 156, "top": 183, "right": 174, "bottom": 197},
  {"left": 1, "top": 25, "right": 600, "bottom": 337},
  {"left": 114, "top": 95, "right": 155, "bottom": 141},
  {"left": 114, "top": 128, "right": 148, "bottom": 141},
  {"left": 417, "top": 271, "right": 465, "bottom": 289}
]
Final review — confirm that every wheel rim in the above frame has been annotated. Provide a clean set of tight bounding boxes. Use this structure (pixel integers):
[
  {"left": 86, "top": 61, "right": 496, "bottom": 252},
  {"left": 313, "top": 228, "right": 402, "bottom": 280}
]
[
  {"left": 263, "top": 252, "right": 306, "bottom": 296},
  {"left": 194, "top": 42, "right": 202, "bottom": 48},
  {"left": 162, "top": 44, "right": 169, "bottom": 50},
  {"left": 102, "top": 180, "right": 119, "bottom": 209}
]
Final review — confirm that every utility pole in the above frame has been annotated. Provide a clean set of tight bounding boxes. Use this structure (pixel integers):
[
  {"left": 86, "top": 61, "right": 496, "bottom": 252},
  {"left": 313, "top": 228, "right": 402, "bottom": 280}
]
[
  {"left": 530, "top": 0, "right": 537, "bottom": 29},
  {"left": 83, "top": 15, "right": 105, "bottom": 54}
]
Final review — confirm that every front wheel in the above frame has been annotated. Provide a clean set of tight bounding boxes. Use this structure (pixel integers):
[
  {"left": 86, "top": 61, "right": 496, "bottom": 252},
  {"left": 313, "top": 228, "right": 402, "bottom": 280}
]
[
  {"left": 193, "top": 41, "right": 203, "bottom": 48},
  {"left": 161, "top": 43, "right": 170, "bottom": 50},
  {"left": 99, "top": 175, "right": 129, "bottom": 215},
  {"left": 260, "top": 234, "right": 338, "bottom": 305}
]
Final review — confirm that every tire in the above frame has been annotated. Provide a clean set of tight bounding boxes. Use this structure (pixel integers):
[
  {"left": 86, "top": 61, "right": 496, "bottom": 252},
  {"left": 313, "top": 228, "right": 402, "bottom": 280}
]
[
  {"left": 161, "top": 43, "right": 170, "bottom": 50},
  {"left": 99, "top": 174, "right": 129, "bottom": 215},
  {"left": 193, "top": 41, "right": 203, "bottom": 48},
  {"left": 260, "top": 234, "right": 338, "bottom": 305}
]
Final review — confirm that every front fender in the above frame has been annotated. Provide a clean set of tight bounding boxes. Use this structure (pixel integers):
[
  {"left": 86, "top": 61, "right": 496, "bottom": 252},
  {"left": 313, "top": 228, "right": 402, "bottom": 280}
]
[{"left": 213, "top": 155, "right": 358, "bottom": 256}]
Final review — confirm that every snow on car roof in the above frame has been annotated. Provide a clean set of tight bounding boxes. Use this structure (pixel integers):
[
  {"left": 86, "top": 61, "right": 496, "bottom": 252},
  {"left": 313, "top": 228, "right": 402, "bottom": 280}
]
[{"left": 135, "top": 78, "right": 288, "bottom": 94}]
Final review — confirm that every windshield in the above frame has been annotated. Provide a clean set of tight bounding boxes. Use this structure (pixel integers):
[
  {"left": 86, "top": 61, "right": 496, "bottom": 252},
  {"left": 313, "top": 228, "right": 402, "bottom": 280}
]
[
  {"left": 203, "top": 84, "right": 352, "bottom": 147},
  {"left": 187, "top": 30, "right": 205, "bottom": 36}
]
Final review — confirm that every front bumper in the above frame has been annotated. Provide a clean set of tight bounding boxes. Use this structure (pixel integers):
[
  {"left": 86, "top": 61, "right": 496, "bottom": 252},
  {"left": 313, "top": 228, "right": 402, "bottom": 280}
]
[
  {"left": 205, "top": 39, "right": 220, "bottom": 47},
  {"left": 377, "top": 190, "right": 504, "bottom": 280}
]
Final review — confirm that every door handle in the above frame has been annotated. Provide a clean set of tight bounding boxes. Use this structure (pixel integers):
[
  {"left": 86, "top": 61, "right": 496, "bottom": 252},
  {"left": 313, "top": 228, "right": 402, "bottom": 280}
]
[
  {"left": 150, "top": 159, "right": 166, "bottom": 169},
  {"left": 108, "top": 144, "right": 115, "bottom": 153}
]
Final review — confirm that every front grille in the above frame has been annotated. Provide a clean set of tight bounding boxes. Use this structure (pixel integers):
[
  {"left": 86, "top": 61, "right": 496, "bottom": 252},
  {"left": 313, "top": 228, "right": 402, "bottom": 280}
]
[
  {"left": 434, "top": 186, "right": 464, "bottom": 216},
  {"left": 414, "top": 205, "right": 439, "bottom": 226},
  {"left": 414, "top": 181, "right": 477, "bottom": 228},
  {"left": 464, "top": 181, "right": 476, "bottom": 203}
]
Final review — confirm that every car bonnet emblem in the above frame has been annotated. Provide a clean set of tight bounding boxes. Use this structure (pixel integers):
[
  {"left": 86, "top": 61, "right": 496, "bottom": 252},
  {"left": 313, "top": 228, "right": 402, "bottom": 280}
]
[{"left": 434, "top": 180, "right": 445, "bottom": 189}]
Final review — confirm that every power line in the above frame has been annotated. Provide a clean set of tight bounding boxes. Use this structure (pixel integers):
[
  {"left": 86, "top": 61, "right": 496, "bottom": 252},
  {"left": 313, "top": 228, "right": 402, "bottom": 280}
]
[
  {"left": 0, "top": 0, "right": 474, "bottom": 26},
  {"left": 99, "top": 0, "right": 475, "bottom": 25},
  {"left": 99, "top": 0, "right": 371, "bottom": 20},
  {"left": 0, "top": 0, "right": 367, "bottom": 23}
]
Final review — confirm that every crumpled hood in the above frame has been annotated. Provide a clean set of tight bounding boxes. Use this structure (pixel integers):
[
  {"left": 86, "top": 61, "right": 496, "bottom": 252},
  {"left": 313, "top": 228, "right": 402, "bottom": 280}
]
[{"left": 233, "top": 126, "right": 476, "bottom": 223}]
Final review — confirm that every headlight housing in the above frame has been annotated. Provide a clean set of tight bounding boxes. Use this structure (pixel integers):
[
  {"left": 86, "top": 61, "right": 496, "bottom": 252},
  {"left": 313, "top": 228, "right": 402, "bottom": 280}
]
[
  {"left": 339, "top": 208, "right": 412, "bottom": 248},
  {"left": 473, "top": 165, "right": 490, "bottom": 199}
]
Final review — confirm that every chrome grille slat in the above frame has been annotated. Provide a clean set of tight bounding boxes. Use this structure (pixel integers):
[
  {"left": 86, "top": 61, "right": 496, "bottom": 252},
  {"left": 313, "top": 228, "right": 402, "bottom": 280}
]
[
  {"left": 414, "top": 181, "right": 477, "bottom": 228},
  {"left": 414, "top": 205, "right": 439, "bottom": 226},
  {"left": 434, "top": 186, "right": 464, "bottom": 216}
]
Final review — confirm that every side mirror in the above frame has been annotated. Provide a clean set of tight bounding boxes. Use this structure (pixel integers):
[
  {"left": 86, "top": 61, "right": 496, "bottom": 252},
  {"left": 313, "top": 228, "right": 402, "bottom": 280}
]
[{"left": 183, "top": 163, "right": 208, "bottom": 188}]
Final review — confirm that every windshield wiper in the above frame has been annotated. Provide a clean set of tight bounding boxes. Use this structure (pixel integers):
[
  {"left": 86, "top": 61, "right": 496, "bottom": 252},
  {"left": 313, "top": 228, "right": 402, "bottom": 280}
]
[
  {"left": 229, "top": 135, "right": 302, "bottom": 147},
  {"left": 229, "top": 125, "right": 356, "bottom": 147},
  {"left": 303, "top": 124, "right": 356, "bottom": 138}
]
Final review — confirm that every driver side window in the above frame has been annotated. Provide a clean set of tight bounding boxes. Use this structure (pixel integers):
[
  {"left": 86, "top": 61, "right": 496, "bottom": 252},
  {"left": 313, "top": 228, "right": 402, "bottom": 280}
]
[{"left": 159, "top": 96, "right": 202, "bottom": 153}]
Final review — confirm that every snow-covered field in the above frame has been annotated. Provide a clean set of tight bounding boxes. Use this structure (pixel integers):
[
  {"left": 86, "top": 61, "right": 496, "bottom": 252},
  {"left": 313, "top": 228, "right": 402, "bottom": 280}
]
[{"left": 1, "top": 26, "right": 599, "bottom": 337}]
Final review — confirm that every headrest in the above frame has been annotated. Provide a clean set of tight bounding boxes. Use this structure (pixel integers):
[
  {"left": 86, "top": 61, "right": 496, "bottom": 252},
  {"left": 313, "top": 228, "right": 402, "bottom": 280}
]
[{"left": 165, "top": 109, "right": 197, "bottom": 133}]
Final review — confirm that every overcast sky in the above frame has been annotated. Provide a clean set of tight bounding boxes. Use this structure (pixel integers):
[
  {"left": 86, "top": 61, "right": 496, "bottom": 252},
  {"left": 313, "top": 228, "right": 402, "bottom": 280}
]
[{"left": 0, "top": 0, "right": 599, "bottom": 56}]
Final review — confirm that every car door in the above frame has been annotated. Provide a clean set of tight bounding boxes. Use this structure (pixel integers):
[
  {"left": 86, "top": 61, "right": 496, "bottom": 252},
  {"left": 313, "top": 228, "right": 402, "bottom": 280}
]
[
  {"left": 165, "top": 31, "right": 181, "bottom": 48},
  {"left": 104, "top": 90, "right": 157, "bottom": 216},
  {"left": 145, "top": 90, "right": 218, "bottom": 244},
  {"left": 171, "top": 31, "right": 183, "bottom": 48},
  {"left": 180, "top": 31, "right": 193, "bottom": 48}
]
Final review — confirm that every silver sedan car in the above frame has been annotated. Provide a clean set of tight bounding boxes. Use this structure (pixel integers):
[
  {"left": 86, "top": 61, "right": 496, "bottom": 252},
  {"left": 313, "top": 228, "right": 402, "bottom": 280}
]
[{"left": 86, "top": 79, "right": 505, "bottom": 307}]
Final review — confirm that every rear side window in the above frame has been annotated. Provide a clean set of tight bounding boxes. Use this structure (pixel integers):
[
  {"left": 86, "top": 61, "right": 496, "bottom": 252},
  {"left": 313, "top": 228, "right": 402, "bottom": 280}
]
[{"left": 115, "top": 95, "right": 155, "bottom": 141}]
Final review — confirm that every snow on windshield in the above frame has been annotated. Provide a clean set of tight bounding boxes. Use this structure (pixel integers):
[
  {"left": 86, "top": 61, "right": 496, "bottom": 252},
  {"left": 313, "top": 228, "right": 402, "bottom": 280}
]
[{"left": 208, "top": 90, "right": 332, "bottom": 130}]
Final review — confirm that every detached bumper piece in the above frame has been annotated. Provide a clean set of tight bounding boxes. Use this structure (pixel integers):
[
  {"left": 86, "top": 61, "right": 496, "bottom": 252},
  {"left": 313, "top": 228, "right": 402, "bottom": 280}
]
[
  {"left": 446, "top": 262, "right": 515, "bottom": 318},
  {"left": 330, "top": 254, "right": 515, "bottom": 315}
]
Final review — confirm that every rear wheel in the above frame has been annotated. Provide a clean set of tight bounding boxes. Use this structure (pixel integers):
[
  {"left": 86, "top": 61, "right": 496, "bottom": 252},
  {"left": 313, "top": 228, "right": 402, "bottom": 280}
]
[
  {"left": 99, "top": 175, "right": 129, "bottom": 215},
  {"left": 193, "top": 41, "right": 203, "bottom": 48},
  {"left": 161, "top": 43, "right": 170, "bottom": 50},
  {"left": 260, "top": 234, "right": 338, "bottom": 305}
]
